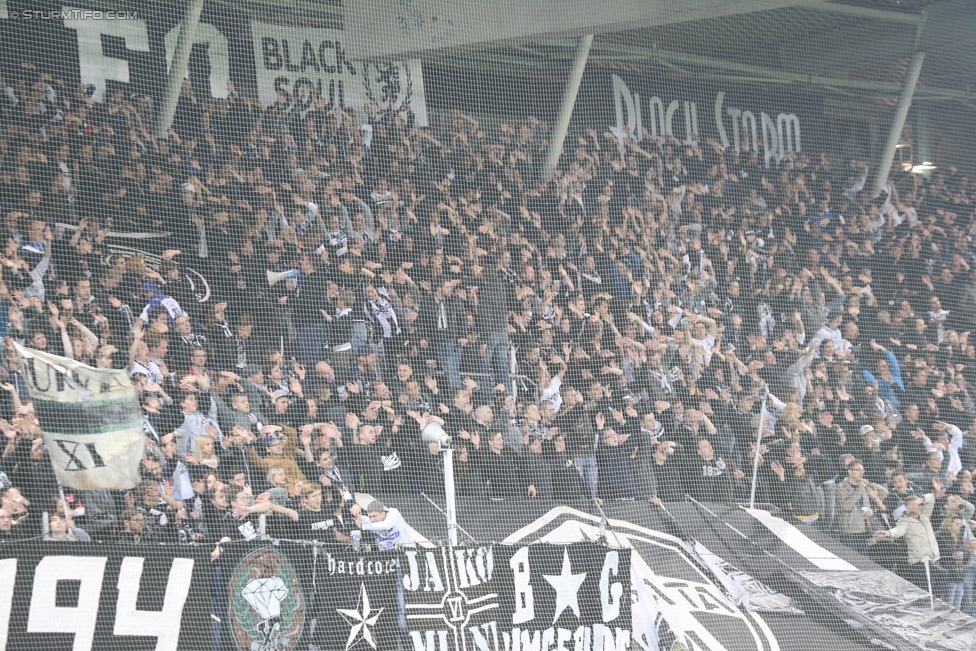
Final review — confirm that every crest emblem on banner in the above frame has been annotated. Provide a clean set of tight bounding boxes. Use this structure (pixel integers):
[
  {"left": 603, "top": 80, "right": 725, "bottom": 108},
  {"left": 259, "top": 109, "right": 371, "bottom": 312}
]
[
  {"left": 362, "top": 62, "right": 414, "bottom": 111},
  {"left": 228, "top": 547, "right": 305, "bottom": 651}
]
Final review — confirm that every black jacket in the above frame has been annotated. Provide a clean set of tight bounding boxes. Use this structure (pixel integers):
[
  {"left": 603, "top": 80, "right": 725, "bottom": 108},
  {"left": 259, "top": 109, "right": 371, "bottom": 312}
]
[
  {"left": 474, "top": 270, "right": 517, "bottom": 336},
  {"left": 683, "top": 453, "right": 736, "bottom": 503},
  {"left": 475, "top": 446, "right": 523, "bottom": 499},
  {"left": 293, "top": 271, "right": 330, "bottom": 327},
  {"left": 420, "top": 294, "right": 466, "bottom": 342}
]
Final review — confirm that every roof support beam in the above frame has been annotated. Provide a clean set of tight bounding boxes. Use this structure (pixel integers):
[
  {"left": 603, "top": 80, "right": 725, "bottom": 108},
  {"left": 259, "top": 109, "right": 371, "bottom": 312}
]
[
  {"left": 544, "top": 35, "right": 593, "bottom": 179},
  {"left": 599, "top": 42, "right": 975, "bottom": 101},
  {"left": 156, "top": 0, "right": 205, "bottom": 138},
  {"left": 344, "top": 0, "right": 823, "bottom": 61},
  {"left": 873, "top": 50, "right": 925, "bottom": 197},
  {"left": 809, "top": 2, "right": 922, "bottom": 24},
  {"left": 426, "top": 39, "right": 974, "bottom": 103}
]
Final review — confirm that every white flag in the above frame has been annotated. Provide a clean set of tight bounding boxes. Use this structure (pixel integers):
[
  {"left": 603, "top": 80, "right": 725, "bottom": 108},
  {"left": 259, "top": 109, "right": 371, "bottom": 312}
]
[
  {"left": 14, "top": 343, "right": 143, "bottom": 490},
  {"left": 693, "top": 542, "right": 748, "bottom": 606},
  {"left": 634, "top": 570, "right": 663, "bottom": 651}
]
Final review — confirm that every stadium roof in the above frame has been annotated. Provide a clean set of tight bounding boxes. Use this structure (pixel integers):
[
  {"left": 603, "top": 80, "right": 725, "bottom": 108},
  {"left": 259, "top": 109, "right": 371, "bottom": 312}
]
[
  {"left": 204, "top": 0, "right": 973, "bottom": 107},
  {"left": 426, "top": 0, "right": 974, "bottom": 106}
]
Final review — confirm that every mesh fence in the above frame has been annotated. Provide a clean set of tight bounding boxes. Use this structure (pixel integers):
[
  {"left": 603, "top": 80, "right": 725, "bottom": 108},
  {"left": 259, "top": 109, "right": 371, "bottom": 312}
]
[{"left": 0, "top": 0, "right": 975, "bottom": 650}]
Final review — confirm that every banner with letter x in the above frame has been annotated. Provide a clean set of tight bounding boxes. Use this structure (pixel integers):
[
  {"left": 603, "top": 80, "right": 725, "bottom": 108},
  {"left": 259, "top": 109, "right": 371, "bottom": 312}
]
[{"left": 14, "top": 342, "right": 143, "bottom": 490}]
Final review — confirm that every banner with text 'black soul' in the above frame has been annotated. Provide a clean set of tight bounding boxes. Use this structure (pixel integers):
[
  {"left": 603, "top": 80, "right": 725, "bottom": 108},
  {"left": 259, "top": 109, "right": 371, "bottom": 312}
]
[
  {"left": 404, "top": 543, "right": 631, "bottom": 651},
  {"left": 0, "top": 542, "right": 211, "bottom": 651}
]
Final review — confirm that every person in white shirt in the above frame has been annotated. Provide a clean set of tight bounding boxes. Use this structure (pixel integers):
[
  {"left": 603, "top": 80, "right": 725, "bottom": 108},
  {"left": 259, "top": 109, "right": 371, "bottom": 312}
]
[
  {"left": 809, "top": 310, "right": 851, "bottom": 351},
  {"left": 687, "top": 314, "right": 718, "bottom": 365},
  {"left": 927, "top": 296, "right": 949, "bottom": 344},
  {"left": 352, "top": 500, "right": 414, "bottom": 642},
  {"left": 927, "top": 421, "right": 964, "bottom": 478},
  {"left": 538, "top": 354, "right": 567, "bottom": 413},
  {"left": 127, "top": 319, "right": 164, "bottom": 384},
  {"left": 352, "top": 500, "right": 415, "bottom": 550},
  {"left": 874, "top": 493, "right": 940, "bottom": 589}
]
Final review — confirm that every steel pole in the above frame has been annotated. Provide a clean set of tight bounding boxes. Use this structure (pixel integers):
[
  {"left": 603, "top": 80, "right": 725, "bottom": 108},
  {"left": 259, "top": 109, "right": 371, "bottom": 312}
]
[
  {"left": 543, "top": 34, "right": 593, "bottom": 180},
  {"left": 443, "top": 447, "right": 459, "bottom": 547},
  {"left": 924, "top": 559, "right": 935, "bottom": 610},
  {"left": 155, "top": 0, "right": 205, "bottom": 138},
  {"left": 748, "top": 389, "right": 768, "bottom": 509},
  {"left": 872, "top": 51, "right": 926, "bottom": 197},
  {"left": 510, "top": 346, "right": 518, "bottom": 401}
]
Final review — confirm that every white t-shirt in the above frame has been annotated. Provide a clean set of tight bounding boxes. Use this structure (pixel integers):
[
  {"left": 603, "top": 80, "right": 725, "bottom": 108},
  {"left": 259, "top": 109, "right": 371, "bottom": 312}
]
[
  {"left": 130, "top": 359, "right": 163, "bottom": 385},
  {"left": 358, "top": 508, "right": 415, "bottom": 550},
  {"left": 540, "top": 375, "right": 564, "bottom": 413},
  {"left": 691, "top": 334, "right": 716, "bottom": 364}
]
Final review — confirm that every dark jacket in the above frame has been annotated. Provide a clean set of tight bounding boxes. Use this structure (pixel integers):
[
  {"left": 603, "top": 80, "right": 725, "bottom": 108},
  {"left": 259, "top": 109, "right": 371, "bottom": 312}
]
[
  {"left": 645, "top": 455, "right": 686, "bottom": 502},
  {"left": 420, "top": 294, "right": 466, "bottom": 342},
  {"left": 475, "top": 446, "right": 523, "bottom": 499},
  {"left": 293, "top": 271, "right": 330, "bottom": 327},
  {"left": 684, "top": 453, "right": 736, "bottom": 503},
  {"left": 474, "top": 270, "right": 517, "bottom": 336},
  {"left": 596, "top": 439, "right": 638, "bottom": 500}
]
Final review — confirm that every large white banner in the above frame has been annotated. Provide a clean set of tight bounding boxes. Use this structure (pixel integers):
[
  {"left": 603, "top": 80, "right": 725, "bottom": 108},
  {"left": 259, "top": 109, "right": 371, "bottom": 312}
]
[
  {"left": 13, "top": 343, "right": 143, "bottom": 490},
  {"left": 250, "top": 21, "right": 428, "bottom": 127}
]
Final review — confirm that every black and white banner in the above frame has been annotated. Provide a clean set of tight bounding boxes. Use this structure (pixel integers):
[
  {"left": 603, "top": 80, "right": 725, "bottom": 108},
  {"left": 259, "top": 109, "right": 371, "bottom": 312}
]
[
  {"left": 1, "top": 1, "right": 429, "bottom": 128},
  {"left": 223, "top": 544, "right": 312, "bottom": 651},
  {"left": 796, "top": 570, "right": 976, "bottom": 651},
  {"left": 499, "top": 507, "right": 782, "bottom": 651},
  {"left": 250, "top": 21, "right": 428, "bottom": 124},
  {"left": 57, "top": 222, "right": 213, "bottom": 305},
  {"left": 0, "top": 543, "right": 210, "bottom": 651},
  {"left": 312, "top": 548, "right": 400, "bottom": 651},
  {"left": 6, "top": 500, "right": 971, "bottom": 651},
  {"left": 572, "top": 69, "right": 830, "bottom": 170},
  {"left": 404, "top": 543, "right": 631, "bottom": 651}
]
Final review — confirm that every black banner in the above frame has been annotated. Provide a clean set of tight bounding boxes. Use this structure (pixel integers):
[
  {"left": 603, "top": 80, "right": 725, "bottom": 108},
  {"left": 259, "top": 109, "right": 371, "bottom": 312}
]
[
  {"left": 2, "top": 0, "right": 255, "bottom": 103},
  {"left": 5, "top": 541, "right": 601, "bottom": 651},
  {"left": 404, "top": 543, "right": 632, "bottom": 651},
  {"left": 0, "top": 542, "right": 211, "bottom": 651},
  {"left": 221, "top": 544, "right": 309, "bottom": 651},
  {"left": 313, "top": 548, "right": 400, "bottom": 651},
  {"left": 219, "top": 543, "right": 400, "bottom": 651},
  {"left": 574, "top": 66, "right": 830, "bottom": 166}
]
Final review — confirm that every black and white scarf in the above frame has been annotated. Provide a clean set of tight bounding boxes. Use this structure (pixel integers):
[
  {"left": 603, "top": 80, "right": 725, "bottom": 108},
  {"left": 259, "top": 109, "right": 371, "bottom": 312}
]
[
  {"left": 365, "top": 298, "right": 401, "bottom": 339},
  {"left": 640, "top": 420, "right": 665, "bottom": 442},
  {"left": 579, "top": 270, "right": 602, "bottom": 286},
  {"left": 647, "top": 367, "right": 676, "bottom": 395},
  {"left": 181, "top": 333, "right": 207, "bottom": 348},
  {"left": 327, "top": 229, "right": 348, "bottom": 257},
  {"left": 499, "top": 267, "right": 519, "bottom": 284},
  {"left": 321, "top": 466, "right": 353, "bottom": 500}
]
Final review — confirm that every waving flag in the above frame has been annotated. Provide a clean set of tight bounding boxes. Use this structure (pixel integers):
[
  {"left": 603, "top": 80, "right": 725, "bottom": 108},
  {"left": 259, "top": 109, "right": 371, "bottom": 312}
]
[{"left": 14, "top": 343, "right": 143, "bottom": 490}]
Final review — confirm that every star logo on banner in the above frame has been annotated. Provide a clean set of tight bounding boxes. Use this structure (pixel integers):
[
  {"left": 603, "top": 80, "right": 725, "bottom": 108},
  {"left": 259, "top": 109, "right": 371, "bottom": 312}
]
[
  {"left": 543, "top": 548, "right": 587, "bottom": 624},
  {"left": 337, "top": 583, "right": 385, "bottom": 649}
]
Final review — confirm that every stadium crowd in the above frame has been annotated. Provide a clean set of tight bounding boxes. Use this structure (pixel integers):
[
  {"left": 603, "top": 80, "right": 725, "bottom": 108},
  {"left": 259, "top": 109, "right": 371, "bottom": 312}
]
[{"left": 0, "top": 63, "right": 975, "bottom": 611}]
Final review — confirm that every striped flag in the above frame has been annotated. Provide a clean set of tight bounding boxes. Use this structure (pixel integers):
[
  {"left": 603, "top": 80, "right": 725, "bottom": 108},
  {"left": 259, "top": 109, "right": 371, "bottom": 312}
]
[{"left": 14, "top": 343, "right": 143, "bottom": 490}]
